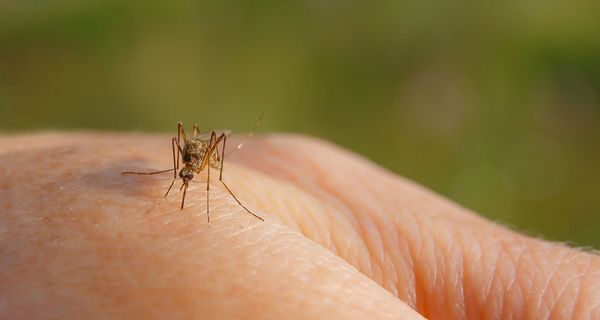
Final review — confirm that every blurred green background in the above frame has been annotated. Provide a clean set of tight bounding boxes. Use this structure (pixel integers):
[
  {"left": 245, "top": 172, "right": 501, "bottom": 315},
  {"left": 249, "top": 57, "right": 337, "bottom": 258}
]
[{"left": 1, "top": 0, "right": 599, "bottom": 248}]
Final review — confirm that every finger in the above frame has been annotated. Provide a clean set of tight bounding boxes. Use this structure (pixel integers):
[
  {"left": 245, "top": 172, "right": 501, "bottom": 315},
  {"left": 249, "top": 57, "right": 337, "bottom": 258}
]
[
  {"left": 0, "top": 133, "right": 425, "bottom": 320},
  {"left": 233, "top": 134, "right": 600, "bottom": 319}
]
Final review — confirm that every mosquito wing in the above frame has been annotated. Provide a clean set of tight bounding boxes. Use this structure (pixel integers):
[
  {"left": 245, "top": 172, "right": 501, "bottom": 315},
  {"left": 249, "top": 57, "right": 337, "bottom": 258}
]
[
  {"left": 198, "top": 129, "right": 252, "bottom": 156},
  {"left": 197, "top": 130, "right": 233, "bottom": 140}
]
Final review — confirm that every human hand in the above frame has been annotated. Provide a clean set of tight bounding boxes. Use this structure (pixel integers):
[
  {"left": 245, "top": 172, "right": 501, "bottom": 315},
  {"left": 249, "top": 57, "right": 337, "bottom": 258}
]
[{"left": 1, "top": 133, "right": 598, "bottom": 319}]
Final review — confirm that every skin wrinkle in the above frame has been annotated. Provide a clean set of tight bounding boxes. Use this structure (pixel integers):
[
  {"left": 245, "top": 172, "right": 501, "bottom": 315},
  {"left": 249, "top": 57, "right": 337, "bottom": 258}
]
[
  {"left": 407, "top": 207, "right": 428, "bottom": 314},
  {"left": 371, "top": 220, "right": 397, "bottom": 295},
  {"left": 550, "top": 273, "right": 579, "bottom": 318},
  {"left": 521, "top": 244, "right": 542, "bottom": 317},
  {"left": 337, "top": 167, "right": 413, "bottom": 294},
  {"left": 394, "top": 205, "right": 420, "bottom": 302},
  {"left": 571, "top": 257, "right": 592, "bottom": 318},
  {"left": 352, "top": 215, "right": 383, "bottom": 290},
  {"left": 541, "top": 247, "right": 565, "bottom": 316},
  {"left": 500, "top": 238, "right": 529, "bottom": 317},
  {"left": 568, "top": 254, "right": 599, "bottom": 318},
  {"left": 426, "top": 227, "right": 440, "bottom": 315},
  {"left": 487, "top": 241, "right": 525, "bottom": 318},
  {"left": 518, "top": 246, "right": 539, "bottom": 312},
  {"left": 481, "top": 240, "right": 502, "bottom": 318},
  {"left": 324, "top": 174, "right": 406, "bottom": 294},
  {"left": 318, "top": 210, "right": 340, "bottom": 258},
  {"left": 391, "top": 224, "right": 416, "bottom": 304},
  {"left": 413, "top": 215, "right": 438, "bottom": 315},
  {"left": 380, "top": 213, "right": 406, "bottom": 299},
  {"left": 501, "top": 241, "right": 526, "bottom": 319},
  {"left": 455, "top": 225, "right": 482, "bottom": 319},
  {"left": 431, "top": 219, "right": 461, "bottom": 318},
  {"left": 532, "top": 245, "right": 566, "bottom": 317},
  {"left": 549, "top": 253, "right": 584, "bottom": 318},
  {"left": 419, "top": 214, "right": 449, "bottom": 317},
  {"left": 349, "top": 172, "right": 405, "bottom": 297},
  {"left": 552, "top": 257, "right": 581, "bottom": 317},
  {"left": 291, "top": 197, "right": 331, "bottom": 249},
  {"left": 523, "top": 242, "right": 575, "bottom": 318},
  {"left": 450, "top": 225, "right": 467, "bottom": 319}
]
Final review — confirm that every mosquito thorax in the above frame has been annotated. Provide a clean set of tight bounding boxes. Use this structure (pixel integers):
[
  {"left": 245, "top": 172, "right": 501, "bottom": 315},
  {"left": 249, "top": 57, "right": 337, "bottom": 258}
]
[{"left": 182, "top": 139, "right": 207, "bottom": 165}]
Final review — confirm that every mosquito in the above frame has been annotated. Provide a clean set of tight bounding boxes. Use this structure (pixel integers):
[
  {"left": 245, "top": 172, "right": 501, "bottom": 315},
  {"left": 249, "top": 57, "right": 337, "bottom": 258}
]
[{"left": 121, "top": 118, "right": 264, "bottom": 226}]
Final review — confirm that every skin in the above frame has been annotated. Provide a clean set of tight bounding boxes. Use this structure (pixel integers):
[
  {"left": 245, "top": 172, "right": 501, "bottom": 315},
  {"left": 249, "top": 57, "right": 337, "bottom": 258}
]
[{"left": 0, "top": 133, "right": 599, "bottom": 319}]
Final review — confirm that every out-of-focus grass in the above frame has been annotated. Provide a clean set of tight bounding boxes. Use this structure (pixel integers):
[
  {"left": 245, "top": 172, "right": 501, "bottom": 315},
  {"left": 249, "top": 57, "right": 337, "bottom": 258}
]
[{"left": 1, "top": 0, "right": 599, "bottom": 248}]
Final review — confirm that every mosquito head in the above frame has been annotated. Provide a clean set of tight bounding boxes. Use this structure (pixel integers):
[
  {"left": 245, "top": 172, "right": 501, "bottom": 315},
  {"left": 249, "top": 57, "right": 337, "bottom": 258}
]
[{"left": 179, "top": 168, "right": 194, "bottom": 182}]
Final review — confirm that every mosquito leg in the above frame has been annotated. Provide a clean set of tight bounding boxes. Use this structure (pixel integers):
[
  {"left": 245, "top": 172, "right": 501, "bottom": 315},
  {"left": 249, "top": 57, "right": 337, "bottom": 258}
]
[
  {"left": 207, "top": 131, "right": 218, "bottom": 226},
  {"left": 215, "top": 136, "right": 221, "bottom": 163},
  {"left": 169, "top": 137, "right": 177, "bottom": 179},
  {"left": 219, "top": 133, "right": 226, "bottom": 181},
  {"left": 219, "top": 180, "right": 263, "bottom": 221},
  {"left": 218, "top": 134, "right": 264, "bottom": 221},
  {"left": 206, "top": 163, "right": 211, "bottom": 226},
  {"left": 209, "top": 131, "right": 223, "bottom": 162},
  {"left": 177, "top": 122, "right": 187, "bottom": 146},
  {"left": 163, "top": 178, "right": 176, "bottom": 200},
  {"left": 173, "top": 137, "right": 184, "bottom": 170}
]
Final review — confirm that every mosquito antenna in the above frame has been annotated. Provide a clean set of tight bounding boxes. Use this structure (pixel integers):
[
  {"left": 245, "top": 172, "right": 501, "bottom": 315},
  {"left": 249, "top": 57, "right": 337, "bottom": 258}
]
[
  {"left": 121, "top": 168, "right": 174, "bottom": 175},
  {"left": 225, "top": 112, "right": 264, "bottom": 156}
]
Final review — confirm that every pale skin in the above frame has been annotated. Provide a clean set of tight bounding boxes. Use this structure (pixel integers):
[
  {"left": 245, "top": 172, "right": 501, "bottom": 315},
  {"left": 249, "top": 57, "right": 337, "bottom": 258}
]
[{"left": 0, "top": 133, "right": 599, "bottom": 319}]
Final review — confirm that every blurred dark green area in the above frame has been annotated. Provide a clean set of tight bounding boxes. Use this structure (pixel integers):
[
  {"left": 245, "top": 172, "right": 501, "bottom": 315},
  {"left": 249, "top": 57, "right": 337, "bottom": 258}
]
[{"left": 1, "top": 0, "right": 599, "bottom": 247}]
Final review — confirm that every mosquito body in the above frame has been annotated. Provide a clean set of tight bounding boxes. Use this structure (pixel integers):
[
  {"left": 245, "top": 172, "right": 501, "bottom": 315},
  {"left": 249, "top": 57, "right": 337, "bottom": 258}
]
[{"left": 122, "top": 121, "right": 264, "bottom": 226}]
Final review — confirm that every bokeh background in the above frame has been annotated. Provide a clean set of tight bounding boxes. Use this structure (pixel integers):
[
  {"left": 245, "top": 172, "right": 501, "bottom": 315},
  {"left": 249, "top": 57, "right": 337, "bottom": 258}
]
[{"left": 1, "top": 0, "right": 599, "bottom": 248}]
